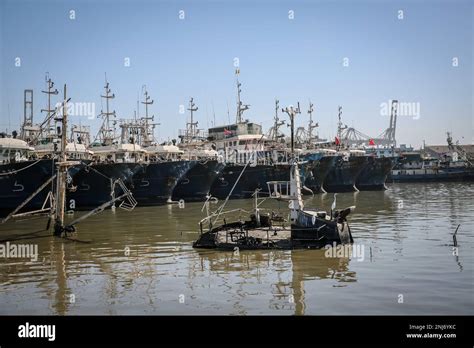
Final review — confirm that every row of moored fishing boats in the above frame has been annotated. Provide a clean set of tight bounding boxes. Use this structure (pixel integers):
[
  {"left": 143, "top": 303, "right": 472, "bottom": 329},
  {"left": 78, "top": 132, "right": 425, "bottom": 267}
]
[{"left": 1, "top": 74, "right": 471, "bottom": 219}]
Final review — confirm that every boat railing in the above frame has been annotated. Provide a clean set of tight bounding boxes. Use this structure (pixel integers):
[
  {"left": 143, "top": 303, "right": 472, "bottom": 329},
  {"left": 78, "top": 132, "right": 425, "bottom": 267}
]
[
  {"left": 198, "top": 206, "right": 288, "bottom": 233},
  {"left": 222, "top": 225, "right": 285, "bottom": 246},
  {"left": 266, "top": 180, "right": 297, "bottom": 200},
  {"left": 199, "top": 208, "right": 250, "bottom": 234}
]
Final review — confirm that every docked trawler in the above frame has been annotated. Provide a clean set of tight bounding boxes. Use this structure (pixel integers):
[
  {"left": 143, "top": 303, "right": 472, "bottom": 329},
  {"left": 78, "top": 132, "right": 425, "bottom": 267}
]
[
  {"left": 355, "top": 147, "right": 396, "bottom": 190},
  {"left": 320, "top": 107, "right": 367, "bottom": 192},
  {"left": 337, "top": 100, "right": 399, "bottom": 190},
  {"left": 118, "top": 88, "right": 195, "bottom": 205},
  {"left": 0, "top": 134, "right": 52, "bottom": 217},
  {"left": 293, "top": 101, "right": 342, "bottom": 193},
  {"left": 67, "top": 81, "right": 143, "bottom": 210},
  {"left": 193, "top": 105, "right": 355, "bottom": 250},
  {"left": 209, "top": 72, "right": 311, "bottom": 199},
  {"left": 172, "top": 98, "right": 225, "bottom": 202},
  {"left": 0, "top": 81, "right": 92, "bottom": 217},
  {"left": 391, "top": 133, "right": 474, "bottom": 182},
  {"left": 323, "top": 149, "right": 367, "bottom": 192}
]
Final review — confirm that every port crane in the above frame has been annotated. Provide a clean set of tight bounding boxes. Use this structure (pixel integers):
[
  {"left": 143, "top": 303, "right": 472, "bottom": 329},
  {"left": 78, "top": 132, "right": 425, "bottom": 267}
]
[
  {"left": 447, "top": 132, "right": 472, "bottom": 166},
  {"left": 341, "top": 100, "right": 398, "bottom": 148}
]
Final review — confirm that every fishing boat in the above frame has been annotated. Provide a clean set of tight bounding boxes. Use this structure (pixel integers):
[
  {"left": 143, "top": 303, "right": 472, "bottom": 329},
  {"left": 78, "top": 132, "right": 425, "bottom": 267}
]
[
  {"left": 329, "top": 102, "right": 399, "bottom": 191},
  {"left": 356, "top": 152, "right": 396, "bottom": 190},
  {"left": 323, "top": 149, "right": 367, "bottom": 192},
  {"left": 0, "top": 135, "right": 55, "bottom": 217},
  {"left": 208, "top": 72, "right": 313, "bottom": 199},
  {"left": 0, "top": 79, "right": 93, "bottom": 216},
  {"left": 116, "top": 89, "right": 198, "bottom": 205},
  {"left": 391, "top": 152, "right": 474, "bottom": 182},
  {"left": 131, "top": 143, "right": 195, "bottom": 205},
  {"left": 172, "top": 98, "right": 225, "bottom": 202},
  {"left": 66, "top": 80, "right": 142, "bottom": 210},
  {"left": 302, "top": 149, "right": 341, "bottom": 193},
  {"left": 390, "top": 132, "right": 474, "bottom": 183}
]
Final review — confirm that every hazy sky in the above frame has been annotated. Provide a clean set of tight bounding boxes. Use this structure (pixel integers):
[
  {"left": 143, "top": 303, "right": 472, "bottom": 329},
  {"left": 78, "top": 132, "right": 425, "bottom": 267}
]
[{"left": 1, "top": 0, "right": 472, "bottom": 147}]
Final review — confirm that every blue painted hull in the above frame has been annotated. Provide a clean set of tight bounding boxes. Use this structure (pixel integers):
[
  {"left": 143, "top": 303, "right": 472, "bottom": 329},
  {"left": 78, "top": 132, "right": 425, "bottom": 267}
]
[
  {"left": 132, "top": 160, "right": 195, "bottom": 205},
  {"left": 172, "top": 160, "right": 225, "bottom": 202},
  {"left": 67, "top": 162, "right": 143, "bottom": 210},
  {"left": 0, "top": 159, "right": 55, "bottom": 216}
]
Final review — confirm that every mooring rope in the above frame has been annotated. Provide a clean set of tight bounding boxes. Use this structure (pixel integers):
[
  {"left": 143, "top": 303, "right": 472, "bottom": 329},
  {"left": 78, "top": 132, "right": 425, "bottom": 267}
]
[
  {"left": 0, "top": 159, "right": 42, "bottom": 176},
  {"left": 81, "top": 161, "right": 113, "bottom": 180}
]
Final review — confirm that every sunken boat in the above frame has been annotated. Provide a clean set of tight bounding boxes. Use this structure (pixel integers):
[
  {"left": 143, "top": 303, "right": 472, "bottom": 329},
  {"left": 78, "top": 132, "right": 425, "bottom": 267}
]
[{"left": 193, "top": 161, "right": 354, "bottom": 250}]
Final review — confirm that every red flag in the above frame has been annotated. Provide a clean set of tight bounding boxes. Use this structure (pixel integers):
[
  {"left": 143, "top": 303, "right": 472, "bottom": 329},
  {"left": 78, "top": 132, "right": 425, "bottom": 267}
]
[
  {"left": 369, "top": 139, "right": 375, "bottom": 146},
  {"left": 224, "top": 128, "right": 232, "bottom": 136},
  {"left": 335, "top": 137, "right": 340, "bottom": 146}
]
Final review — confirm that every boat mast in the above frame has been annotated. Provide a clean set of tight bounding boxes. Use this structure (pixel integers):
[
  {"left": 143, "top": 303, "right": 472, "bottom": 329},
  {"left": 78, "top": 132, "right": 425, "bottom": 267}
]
[
  {"left": 336, "top": 106, "right": 346, "bottom": 150},
  {"left": 272, "top": 99, "right": 285, "bottom": 142},
  {"left": 186, "top": 97, "right": 199, "bottom": 143},
  {"left": 41, "top": 75, "right": 58, "bottom": 139},
  {"left": 235, "top": 69, "right": 249, "bottom": 124},
  {"left": 141, "top": 87, "right": 155, "bottom": 147},
  {"left": 99, "top": 79, "right": 116, "bottom": 146}
]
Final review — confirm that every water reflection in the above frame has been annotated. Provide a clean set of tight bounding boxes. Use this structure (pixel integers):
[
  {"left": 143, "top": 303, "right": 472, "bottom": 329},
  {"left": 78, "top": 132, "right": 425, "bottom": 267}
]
[
  {"left": 194, "top": 248, "right": 356, "bottom": 315},
  {"left": 0, "top": 182, "right": 472, "bottom": 315}
]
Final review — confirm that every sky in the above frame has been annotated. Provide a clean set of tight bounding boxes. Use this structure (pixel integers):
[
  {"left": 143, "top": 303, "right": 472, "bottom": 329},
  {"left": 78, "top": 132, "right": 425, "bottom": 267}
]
[{"left": 0, "top": 0, "right": 472, "bottom": 148}]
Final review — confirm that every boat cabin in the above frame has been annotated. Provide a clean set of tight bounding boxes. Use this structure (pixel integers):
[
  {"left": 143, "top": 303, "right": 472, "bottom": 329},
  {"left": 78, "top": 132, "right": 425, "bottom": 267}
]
[{"left": 0, "top": 137, "right": 34, "bottom": 164}]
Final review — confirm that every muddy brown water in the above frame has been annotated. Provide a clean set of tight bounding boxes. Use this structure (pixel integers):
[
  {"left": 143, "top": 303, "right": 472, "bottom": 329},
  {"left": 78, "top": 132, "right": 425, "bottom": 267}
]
[{"left": 0, "top": 182, "right": 472, "bottom": 315}]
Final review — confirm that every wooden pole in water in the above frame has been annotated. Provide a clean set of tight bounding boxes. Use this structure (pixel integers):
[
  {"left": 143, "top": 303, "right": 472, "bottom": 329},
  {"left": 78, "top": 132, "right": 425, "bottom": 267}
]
[{"left": 54, "top": 84, "right": 68, "bottom": 236}]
